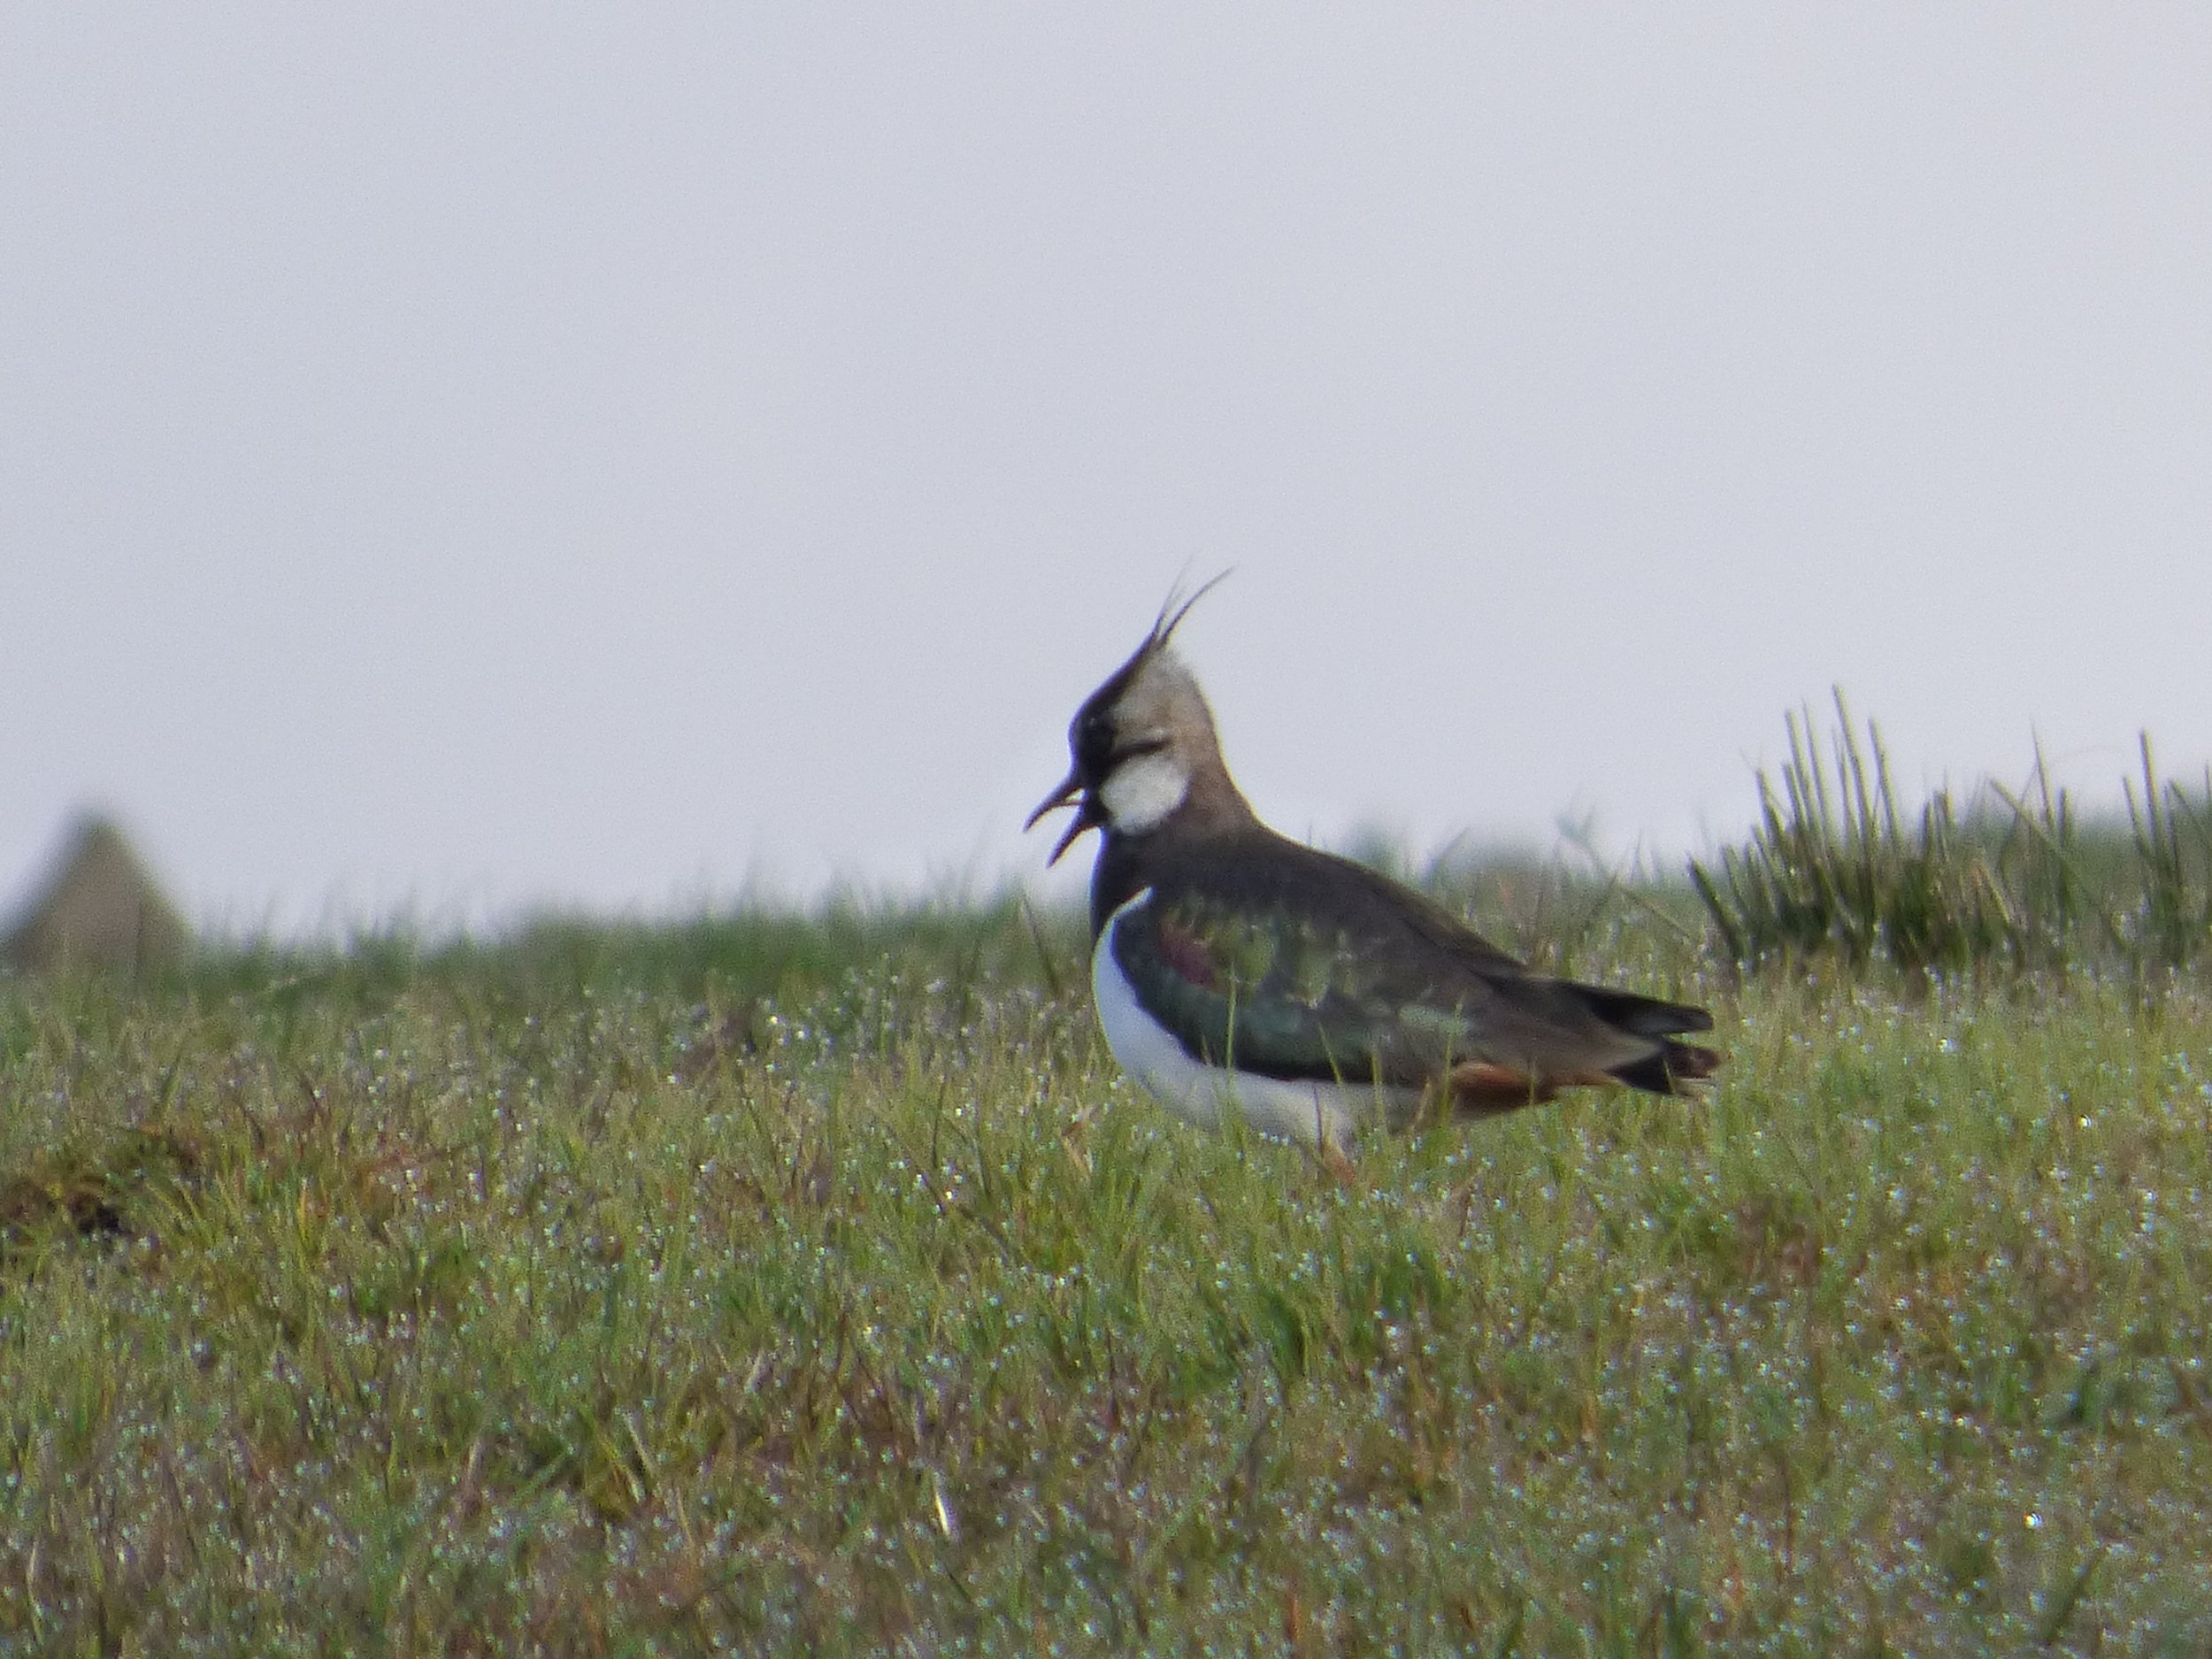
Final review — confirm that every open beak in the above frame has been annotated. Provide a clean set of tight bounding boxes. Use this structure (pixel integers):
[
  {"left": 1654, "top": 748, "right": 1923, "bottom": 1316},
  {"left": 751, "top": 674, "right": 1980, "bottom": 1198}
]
[{"left": 1025, "top": 769, "right": 1101, "bottom": 865}]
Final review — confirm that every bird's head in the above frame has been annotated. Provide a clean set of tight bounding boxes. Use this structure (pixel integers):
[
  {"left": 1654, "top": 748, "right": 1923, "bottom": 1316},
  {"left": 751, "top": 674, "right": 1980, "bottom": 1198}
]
[{"left": 1026, "top": 578, "right": 1239, "bottom": 864}]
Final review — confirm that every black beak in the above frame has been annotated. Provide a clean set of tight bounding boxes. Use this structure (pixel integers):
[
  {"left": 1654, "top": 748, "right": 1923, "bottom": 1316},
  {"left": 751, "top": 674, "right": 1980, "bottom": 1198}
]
[{"left": 1025, "top": 769, "right": 1101, "bottom": 865}]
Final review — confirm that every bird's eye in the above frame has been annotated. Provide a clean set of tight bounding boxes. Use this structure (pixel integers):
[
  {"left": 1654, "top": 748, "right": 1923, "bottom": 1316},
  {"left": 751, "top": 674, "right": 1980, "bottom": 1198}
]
[{"left": 1077, "top": 710, "right": 1115, "bottom": 771}]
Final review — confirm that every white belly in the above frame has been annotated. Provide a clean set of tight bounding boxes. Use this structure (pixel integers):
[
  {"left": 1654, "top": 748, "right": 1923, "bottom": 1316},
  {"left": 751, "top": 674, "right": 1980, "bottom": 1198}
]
[{"left": 1090, "top": 889, "right": 1421, "bottom": 1151}]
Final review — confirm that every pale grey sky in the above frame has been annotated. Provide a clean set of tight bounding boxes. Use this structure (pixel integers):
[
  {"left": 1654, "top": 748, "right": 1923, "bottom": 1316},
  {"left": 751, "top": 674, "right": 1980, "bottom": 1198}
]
[{"left": 5, "top": 9, "right": 2210, "bottom": 931}]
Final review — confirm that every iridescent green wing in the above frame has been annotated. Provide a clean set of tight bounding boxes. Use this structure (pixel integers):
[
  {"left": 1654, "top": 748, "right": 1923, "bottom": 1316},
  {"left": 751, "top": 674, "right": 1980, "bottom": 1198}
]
[{"left": 1109, "top": 888, "right": 1483, "bottom": 1085}]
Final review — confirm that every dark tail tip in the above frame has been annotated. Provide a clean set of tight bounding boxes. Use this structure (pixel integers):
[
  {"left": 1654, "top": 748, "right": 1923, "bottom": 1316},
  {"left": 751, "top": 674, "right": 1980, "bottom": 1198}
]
[
  {"left": 1576, "top": 984, "right": 1716, "bottom": 1039},
  {"left": 1609, "top": 1040, "right": 1723, "bottom": 1096}
]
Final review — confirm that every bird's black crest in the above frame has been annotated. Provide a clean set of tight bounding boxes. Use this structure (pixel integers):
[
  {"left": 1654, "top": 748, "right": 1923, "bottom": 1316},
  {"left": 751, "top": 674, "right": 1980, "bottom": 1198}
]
[
  {"left": 1148, "top": 570, "right": 1232, "bottom": 656},
  {"left": 1090, "top": 571, "right": 1232, "bottom": 708}
]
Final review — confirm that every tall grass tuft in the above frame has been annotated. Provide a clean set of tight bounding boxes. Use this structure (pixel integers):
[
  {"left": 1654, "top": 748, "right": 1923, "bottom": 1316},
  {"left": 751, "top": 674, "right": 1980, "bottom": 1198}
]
[
  {"left": 2123, "top": 734, "right": 2212, "bottom": 972},
  {"left": 1692, "top": 695, "right": 2212, "bottom": 981},
  {"left": 1690, "top": 694, "right": 2017, "bottom": 977}
]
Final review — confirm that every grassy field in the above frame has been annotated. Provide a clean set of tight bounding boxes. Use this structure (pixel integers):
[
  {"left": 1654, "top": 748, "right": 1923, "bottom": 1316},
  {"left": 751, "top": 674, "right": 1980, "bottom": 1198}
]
[{"left": 6, "top": 750, "right": 2212, "bottom": 1651}]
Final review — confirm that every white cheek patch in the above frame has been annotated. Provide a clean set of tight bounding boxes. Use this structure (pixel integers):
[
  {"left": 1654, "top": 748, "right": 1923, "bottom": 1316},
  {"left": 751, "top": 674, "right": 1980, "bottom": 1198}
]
[{"left": 1098, "top": 751, "right": 1189, "bottom": 834}]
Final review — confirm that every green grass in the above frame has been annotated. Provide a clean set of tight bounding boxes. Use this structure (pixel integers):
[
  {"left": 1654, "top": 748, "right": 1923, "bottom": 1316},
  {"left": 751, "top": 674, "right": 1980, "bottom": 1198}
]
[{"left": 6, "top": 877, "right": 2212, "bottom": 1653}]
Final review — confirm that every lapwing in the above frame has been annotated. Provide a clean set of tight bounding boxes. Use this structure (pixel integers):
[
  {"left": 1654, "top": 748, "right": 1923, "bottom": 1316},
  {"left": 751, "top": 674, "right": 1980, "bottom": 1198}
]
[{"left": 1026, "top": 587, "right": 1722, "bottom": 1155}]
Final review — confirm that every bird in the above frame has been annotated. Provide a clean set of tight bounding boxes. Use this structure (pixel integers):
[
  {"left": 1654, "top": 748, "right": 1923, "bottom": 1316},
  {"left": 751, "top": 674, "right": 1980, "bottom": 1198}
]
[{"left": 1025, "top": 584, "right": 1722, "bottom": 1156}]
